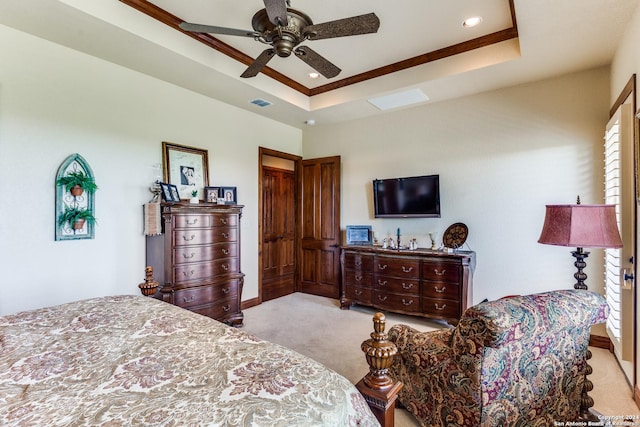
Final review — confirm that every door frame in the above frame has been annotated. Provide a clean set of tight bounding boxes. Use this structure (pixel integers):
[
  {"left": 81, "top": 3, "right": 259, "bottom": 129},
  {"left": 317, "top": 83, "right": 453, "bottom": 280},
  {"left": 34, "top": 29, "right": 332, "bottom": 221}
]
[
  {"left": 257, "top": 147, "right": 302, "bottom": 304},
  {"left": 608, "top": 74, "right": 637, "bottom": 397}
]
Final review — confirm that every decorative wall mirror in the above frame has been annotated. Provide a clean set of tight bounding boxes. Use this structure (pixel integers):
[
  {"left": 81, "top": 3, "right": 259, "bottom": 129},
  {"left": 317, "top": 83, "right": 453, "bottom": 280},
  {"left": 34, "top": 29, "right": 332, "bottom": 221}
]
[{"left": 55, "top": 153, "right": 97, "bottom": 241}]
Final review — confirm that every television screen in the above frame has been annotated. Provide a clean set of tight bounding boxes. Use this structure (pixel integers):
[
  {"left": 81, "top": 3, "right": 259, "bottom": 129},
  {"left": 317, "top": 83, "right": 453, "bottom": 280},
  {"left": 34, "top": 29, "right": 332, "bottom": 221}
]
[{"left": 373, "top": 175, "right": 440, "bottom": 218}]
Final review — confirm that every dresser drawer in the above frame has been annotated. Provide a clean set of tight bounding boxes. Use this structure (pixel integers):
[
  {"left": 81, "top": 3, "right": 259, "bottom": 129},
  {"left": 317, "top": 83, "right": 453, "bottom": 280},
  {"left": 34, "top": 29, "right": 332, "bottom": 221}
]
[
  {"left": 422, "top": 297, "right": 461, "bottom": 319},
  {"left": 372, "top": 291, "right": 421, "bottom": 313},
  {"left": 344, "top": 269, "right": 373, "bottom": 288},
  {"left": 174, "top": 228, "right": 237, "bottom": 246},
  {"left": 344, "top": 285, "right": 372, "bottom": 304},
  {"left": 422, "top": 281, "right": 459, "bottom": 300},
  {"left": 174, "top": 214, "right": 214, "bottom": 229},
  {"left": 212, "top": 214, "right": 237, "bottom": 227},
  {"left": 174, "top": 243, "right": 237, "bottom": 265},
  {"left": 422, "top": 262, "right": 461, "bottom": 283},
  {"left": 374, "top": 256, "right": 420, "bottom": 278},
  {"left": 373, "top": 276, "right": 420, "bottom": 296},
  {"left": 174, "top": 258, "right": 239, "bottom": 284},
  {"left": 343, "top": 252, "right": 374, "bottom": 271},
  {"left": 190, "top": 297, "right": 239, "bottom": 320},
  {"left": 173, "top": 282, "right": 239, "bottom": 309},
  {"left": 175, "top": 245, "right": 214, "bottom": 265}
]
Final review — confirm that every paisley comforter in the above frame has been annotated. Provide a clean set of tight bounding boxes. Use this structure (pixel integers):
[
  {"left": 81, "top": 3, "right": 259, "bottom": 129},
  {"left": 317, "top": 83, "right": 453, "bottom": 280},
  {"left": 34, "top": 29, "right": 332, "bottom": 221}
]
[{"left": 0, "top": 295, "right": 378, "bottom": 426}]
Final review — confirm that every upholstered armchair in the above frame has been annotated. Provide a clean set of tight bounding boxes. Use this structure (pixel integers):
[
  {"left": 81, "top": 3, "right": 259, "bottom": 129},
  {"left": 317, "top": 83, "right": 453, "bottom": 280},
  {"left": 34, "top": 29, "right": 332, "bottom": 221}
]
[{"left": 388, "top": 290, "right": 608, "bottom": 426}]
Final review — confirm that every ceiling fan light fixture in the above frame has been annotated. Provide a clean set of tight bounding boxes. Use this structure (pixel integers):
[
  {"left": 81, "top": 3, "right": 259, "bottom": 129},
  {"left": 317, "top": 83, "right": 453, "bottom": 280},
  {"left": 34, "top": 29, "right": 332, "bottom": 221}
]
[{"left": 463, "top": 16, "right": 483, "bottom": 28}]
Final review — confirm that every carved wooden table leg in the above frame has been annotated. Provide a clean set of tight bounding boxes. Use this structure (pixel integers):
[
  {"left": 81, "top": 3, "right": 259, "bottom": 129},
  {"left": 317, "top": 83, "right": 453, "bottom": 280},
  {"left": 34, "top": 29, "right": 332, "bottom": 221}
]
[
  {"left": 358, "top": 312, "right": 403, "bottom": 427},
  {"left": 580, "top": 348, "right": 599, "bottom": 421}
]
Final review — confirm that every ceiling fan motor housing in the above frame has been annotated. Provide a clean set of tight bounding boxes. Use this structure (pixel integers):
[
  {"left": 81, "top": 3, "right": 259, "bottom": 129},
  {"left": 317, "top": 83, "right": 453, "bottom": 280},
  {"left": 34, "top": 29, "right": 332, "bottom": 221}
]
[{"left": 252, "top": 8, "right": 313, "bottom": 57}]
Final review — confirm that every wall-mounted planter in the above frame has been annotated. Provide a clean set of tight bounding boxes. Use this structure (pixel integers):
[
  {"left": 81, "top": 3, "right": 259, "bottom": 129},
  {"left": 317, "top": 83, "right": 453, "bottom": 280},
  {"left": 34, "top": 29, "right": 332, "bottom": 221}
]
[{"left": 55, "top": 154, "right": 97, "bottom": 241}]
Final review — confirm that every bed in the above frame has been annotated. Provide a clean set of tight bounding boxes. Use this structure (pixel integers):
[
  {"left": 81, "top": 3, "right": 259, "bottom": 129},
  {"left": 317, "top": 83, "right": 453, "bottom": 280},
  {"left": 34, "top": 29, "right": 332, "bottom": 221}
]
[{"left": 0, "top": 295, "right": 379, "bottom": 426}]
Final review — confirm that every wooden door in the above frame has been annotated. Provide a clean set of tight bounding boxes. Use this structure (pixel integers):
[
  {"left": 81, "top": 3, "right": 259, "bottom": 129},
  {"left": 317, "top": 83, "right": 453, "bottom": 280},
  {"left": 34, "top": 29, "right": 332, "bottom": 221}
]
[
  {"left": 299, "top": 156, "right": 341, "bottom": 298},
  {"left": 262, "top": 166, "right": 296, "bottom": 301}
]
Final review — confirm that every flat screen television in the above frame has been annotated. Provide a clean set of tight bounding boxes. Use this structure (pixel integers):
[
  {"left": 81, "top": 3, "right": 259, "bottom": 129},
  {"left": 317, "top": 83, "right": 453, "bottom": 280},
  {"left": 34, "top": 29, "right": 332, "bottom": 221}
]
[{"left": 373, "top": 174, "right": 440, "bottom": 218}]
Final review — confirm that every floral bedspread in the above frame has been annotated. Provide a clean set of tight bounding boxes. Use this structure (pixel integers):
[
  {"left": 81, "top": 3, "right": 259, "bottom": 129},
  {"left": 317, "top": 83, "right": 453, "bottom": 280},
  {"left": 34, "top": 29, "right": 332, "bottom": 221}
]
[{"left": 0, "top": 295, "right": 378, "bottom": 426}]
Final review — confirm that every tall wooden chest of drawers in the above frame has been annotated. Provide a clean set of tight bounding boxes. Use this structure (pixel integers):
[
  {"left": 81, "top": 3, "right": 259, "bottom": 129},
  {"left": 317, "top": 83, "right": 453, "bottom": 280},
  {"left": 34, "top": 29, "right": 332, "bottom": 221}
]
[
  {"left": 341, "top": 246, "right": 475, "bottom": 325},
  {"left": 146, "top": 203, "right": 244, "bottom": 326}
]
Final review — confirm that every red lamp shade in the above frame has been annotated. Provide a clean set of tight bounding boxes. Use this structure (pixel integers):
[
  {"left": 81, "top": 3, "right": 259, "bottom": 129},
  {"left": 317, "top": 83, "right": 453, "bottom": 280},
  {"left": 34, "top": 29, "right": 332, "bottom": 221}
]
[{"left": 538, "top": 204, "right": 622, "bottom": 248}]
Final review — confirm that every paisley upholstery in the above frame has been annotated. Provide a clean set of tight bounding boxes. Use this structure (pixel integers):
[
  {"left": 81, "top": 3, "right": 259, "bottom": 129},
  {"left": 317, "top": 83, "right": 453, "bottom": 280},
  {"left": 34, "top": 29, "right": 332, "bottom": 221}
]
[{"left": 388, "top": 290, "right": 608, "bottom": 426}]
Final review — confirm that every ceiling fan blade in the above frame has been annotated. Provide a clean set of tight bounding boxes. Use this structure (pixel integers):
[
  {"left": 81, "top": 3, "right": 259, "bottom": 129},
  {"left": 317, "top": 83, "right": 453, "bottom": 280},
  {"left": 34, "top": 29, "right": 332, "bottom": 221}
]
[
  {"left": 241, "top": 49, "right": 276, "bottom": 78},
  {"left": 179, "top": 22, "right": 259, "bottom": 38},
  {"left": 294, "top": 46, "right": 341, "bottom": 79},
  {"left": 263, "top": 0, "right": 288, "bottom": 26},
  {"left": 303, "top": 13, "right": 380, "bottom": 40}
]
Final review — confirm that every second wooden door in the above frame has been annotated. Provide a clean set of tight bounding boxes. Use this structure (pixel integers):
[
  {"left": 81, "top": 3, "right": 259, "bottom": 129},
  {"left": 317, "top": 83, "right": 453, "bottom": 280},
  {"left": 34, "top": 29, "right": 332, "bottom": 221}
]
[{"left": 262, "top": 166, "right": 296, "bottom": 301}]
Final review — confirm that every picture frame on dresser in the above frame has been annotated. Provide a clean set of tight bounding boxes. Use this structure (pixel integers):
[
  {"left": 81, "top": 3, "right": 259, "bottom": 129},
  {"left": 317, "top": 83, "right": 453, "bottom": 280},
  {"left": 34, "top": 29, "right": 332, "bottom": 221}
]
[
  {"left": 162, "top": 141, "right": 209, "bottom": 200},
  {"left": 205, "top": 186, "right": 220, "bottom": 203},
  {"left": 160, "top": 182, "right": 179, "bottom": 202},
  {"left": 345, "top": 225, "right": 373, "bottom": 245},
  {"left": 221, "top": 187, "right": 237, "bottom": 204}
]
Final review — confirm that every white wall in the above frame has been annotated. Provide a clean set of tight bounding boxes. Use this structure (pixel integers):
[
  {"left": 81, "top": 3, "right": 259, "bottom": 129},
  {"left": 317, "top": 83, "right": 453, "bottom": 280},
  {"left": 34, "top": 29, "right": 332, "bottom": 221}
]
[
  {"left": 303, "top": 67, "right": 610, "bottom": 304},
  {"left": 0, "top": 24, "right": 302, "bottom": 315}
]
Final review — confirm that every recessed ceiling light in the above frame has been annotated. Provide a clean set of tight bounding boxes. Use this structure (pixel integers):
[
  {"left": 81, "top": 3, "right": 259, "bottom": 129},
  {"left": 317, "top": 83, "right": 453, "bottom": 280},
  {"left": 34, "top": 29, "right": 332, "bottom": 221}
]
[
  {"left": 462, "top": 16, "right": 482, "bottom": 28},
  {"left": 309, "top": 72, "right": 319, "bottom": 79}
]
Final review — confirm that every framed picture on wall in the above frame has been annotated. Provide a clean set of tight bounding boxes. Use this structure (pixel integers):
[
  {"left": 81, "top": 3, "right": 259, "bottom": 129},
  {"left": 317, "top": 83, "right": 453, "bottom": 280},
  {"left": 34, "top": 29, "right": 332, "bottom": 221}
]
[
  {"left": 162, "top": 141, "right": 209, "bottom": 200},
  {"left": 220, "top": 187, "right": 237, "bottom": 204},
  {"left": 204, "top": 186, "right": 220, "bottom": 203}
]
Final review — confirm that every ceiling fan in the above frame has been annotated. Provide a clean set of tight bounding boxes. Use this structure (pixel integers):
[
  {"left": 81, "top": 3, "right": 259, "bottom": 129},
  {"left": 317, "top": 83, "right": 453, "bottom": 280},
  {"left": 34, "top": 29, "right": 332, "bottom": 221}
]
[{"left": 179, "top": 0, "right": 380, "bottom": 79}]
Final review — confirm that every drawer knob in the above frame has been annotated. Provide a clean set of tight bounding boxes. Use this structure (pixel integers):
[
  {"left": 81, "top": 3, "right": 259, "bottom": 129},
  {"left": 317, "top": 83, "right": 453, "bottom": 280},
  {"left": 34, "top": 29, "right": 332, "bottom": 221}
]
[
  {"left": 222, "top": 248, "right": 230, "bottom": 255},
  {"left": 402, "top": 282, "right": 414, "bottom": 289},
  {"left": 182, "top": 270, "right": 195, "bottom": 277},
  {"left": 183, "top": 295, "right": 195, "bottom": 303},
  {"left": 434, "top": 269, "right": 446, "bottom": 276},
  {"left": 355, "top": 289, "right": 363, "bottom": 296},
  {"left": 402, "top": 299, "right": 414, "bottom": 306},
  {"left": 186, "top": 218, "right": 198, "bottom": 225},
  {"left": 378, "top": 264, "right": 388, "bottom": 270},
  {"left": 223, "top": 305, "right": 231, "bottom": 312},
  {"left": 355, "top": 260, "right": 362, "bottom": 266},
  {"left": 378, "top": 295, "right": 388, "bottom": 302},
  {"left": 435, "top": 286, "right": 446, "bottom": 293},
  {"left": 435, "top": 303, "right": 447, "bottom": 311},
  {"left": 402, "top": 266, "right": 414, "bottom": 273},
  {"left": 378, "top": 280, "right": 387, "bottom": 286},
  {"left": 183, "top": 235, "right": 195, "bottom": 241},
  {"left": 355, "top": 274, "right": 363, "bottom": 281},
  {"left": 221, "top": 264, "right": 229, "bottom": 271},
  {"left": 222, "top": 232, "right": 229, "bottom": 239},
  {"left": 183, "top": 252, "right": 195, "bottom": 259},
  {"left": 222, "top": 287, "right": 230, "bottom": 294},
  {"left": 220, "top": 218, "right": 228, "bottom": 224}
]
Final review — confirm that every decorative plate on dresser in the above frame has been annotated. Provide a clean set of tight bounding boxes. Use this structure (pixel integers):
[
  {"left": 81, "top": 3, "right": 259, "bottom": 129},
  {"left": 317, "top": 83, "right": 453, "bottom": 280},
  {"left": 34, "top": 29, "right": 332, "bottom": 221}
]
[{"left": 442, "top": 222, "right": 468, "bottom": 249}]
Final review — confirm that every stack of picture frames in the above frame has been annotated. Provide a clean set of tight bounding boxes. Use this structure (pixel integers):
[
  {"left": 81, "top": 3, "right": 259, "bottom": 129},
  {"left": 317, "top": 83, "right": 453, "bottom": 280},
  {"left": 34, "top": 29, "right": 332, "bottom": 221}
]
[{"left": 160, "top": 141, "right": 237, "bottom": 205}]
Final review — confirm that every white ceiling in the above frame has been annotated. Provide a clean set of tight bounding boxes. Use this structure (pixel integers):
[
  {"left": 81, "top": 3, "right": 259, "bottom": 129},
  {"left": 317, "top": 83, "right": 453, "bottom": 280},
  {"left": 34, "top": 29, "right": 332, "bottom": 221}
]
[{"left": 0, "top": 0, "right": 637, "bottom": 128}]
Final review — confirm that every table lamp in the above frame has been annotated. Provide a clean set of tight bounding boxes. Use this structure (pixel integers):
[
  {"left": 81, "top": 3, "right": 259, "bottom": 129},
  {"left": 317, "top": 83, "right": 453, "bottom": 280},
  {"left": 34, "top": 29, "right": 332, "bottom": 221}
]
[{"left": 538, "top": 198, "right": 623, "bottom": 290}]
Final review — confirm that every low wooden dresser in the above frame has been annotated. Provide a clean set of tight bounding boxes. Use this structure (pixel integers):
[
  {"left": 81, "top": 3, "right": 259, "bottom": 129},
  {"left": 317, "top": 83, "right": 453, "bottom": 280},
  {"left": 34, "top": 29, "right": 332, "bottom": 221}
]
[
  {"left": 146, "top": 203, "right": 244, "bottom": 326},
  {"left": 341, "top": 245, "right": 475, "bottom": 325}
]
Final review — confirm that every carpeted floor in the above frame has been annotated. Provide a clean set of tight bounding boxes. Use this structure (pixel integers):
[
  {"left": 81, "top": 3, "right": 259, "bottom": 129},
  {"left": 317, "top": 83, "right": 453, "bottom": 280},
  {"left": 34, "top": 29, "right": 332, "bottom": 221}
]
[{"left": 242, "top": 292, "right": 639, "bottom": 426}]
